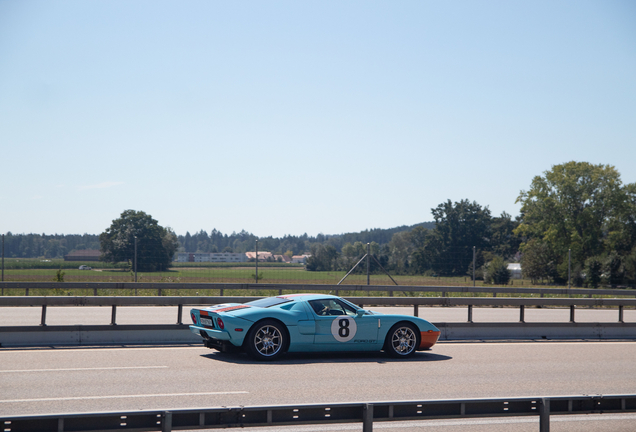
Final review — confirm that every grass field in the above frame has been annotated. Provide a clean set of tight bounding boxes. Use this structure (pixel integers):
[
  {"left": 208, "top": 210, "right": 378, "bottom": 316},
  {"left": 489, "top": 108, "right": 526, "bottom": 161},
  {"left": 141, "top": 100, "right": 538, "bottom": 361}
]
[
  {"left": 1, "top": 266, "right": 533, "bottom": 286},
  {"left": 3, "top": 258, "right": 635, "bottom": 299}
]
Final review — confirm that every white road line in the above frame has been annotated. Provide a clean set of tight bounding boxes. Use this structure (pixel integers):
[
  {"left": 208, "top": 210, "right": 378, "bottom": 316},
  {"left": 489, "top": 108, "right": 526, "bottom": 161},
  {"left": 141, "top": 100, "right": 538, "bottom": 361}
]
[
  {"left": 0, "top": 366, "right": 168, "bottom": 373},
  {"left": 0, "top": 391, "right": 249, "bottom": 403}
]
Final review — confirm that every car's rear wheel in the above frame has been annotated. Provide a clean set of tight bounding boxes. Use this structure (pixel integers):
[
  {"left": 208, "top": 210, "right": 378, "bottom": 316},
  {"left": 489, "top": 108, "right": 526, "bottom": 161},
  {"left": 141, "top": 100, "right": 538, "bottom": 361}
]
[
  {"left": 245, "top": 320, "right": 287, "bottom": 360},
  {"left": 385, "top": 322, "right": 420, "bottom": 358}
]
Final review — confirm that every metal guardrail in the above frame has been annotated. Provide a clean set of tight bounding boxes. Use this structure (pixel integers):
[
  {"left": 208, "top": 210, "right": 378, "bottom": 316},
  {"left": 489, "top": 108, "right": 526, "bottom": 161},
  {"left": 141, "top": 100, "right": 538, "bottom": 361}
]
[
  {"left": 1, "top": 296, "right": 635, "bottom": 325},
  {"left": 2, "top": 281, "right": 636, "bottom": 298},
  {"left": 2, "top": 394, "right": 635, "bottom": 432}
]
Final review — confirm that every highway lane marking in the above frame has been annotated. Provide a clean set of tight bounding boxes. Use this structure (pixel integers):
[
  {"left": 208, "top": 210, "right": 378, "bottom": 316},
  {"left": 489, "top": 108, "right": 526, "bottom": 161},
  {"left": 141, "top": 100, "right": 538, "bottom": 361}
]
[
  {"left": 0, "top": 391, "right": 249, "bottom": 403},
  {"left": 0, "top": 366, "right": 168, "bottom": 373}
]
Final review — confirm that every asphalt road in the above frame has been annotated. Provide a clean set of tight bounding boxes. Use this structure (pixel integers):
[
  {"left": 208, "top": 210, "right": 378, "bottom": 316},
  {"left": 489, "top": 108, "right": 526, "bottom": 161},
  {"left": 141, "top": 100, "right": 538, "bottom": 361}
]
[{"left": 2, "top": 341, "right": 636, "bottom": 431}]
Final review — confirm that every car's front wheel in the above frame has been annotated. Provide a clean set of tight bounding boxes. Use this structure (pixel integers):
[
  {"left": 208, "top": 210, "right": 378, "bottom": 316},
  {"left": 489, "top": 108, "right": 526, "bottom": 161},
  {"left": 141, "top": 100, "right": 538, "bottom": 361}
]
[
  {"left": 245, "top": 320, "right": 287, "bottom": 360},
  {"left": 385, "top": 323, "right": 420, "bottom": 358}
]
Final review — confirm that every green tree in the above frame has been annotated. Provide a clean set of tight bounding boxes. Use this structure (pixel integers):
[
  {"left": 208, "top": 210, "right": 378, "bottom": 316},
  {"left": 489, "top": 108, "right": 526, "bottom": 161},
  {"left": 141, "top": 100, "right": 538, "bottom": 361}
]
[
  {"left": 516, "top": 162, "right": 636, "bottom": 282},
  {"left": 520, "top": 238, "right": 556, "bottom": 284},
  {"left": 490, "top": 212, "right": 521, "bottom": 260},
  {"left": 306, "top": 244, "right": 338, "bottom": 271},
  {"left": 387, "top": 231, "right": 412, "bottom": 274},
  {"left": 425, "top": 199, "right": 492, "bottom": 276},
  {"left": 99, "top": 210, "right": 178, "bottom": 271},
  {"left": 584, "top": 256, "right": 603, "bottom": 288},
  {"left": 483, "top": 256, "right": 511, "bottom": 285}
]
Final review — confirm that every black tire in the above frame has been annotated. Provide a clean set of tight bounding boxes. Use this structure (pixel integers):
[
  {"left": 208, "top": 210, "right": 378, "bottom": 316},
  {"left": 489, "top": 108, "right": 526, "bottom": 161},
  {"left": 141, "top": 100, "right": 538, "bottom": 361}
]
[
  {"left": 384, "top": 322, "right": 420, "bottom": 358},
  {"left": 245, "top": 319, "right": 287, "bottom": 361}
]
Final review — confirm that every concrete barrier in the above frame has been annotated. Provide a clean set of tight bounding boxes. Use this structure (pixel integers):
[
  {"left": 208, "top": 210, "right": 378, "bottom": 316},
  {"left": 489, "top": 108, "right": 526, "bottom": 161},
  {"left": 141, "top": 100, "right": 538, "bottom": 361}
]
[
  {"left": 1, "top": 322, "right": 634, "bottom": 347},
  {"left": 0, "top": 324, "right": 200, "bottom": 347}
]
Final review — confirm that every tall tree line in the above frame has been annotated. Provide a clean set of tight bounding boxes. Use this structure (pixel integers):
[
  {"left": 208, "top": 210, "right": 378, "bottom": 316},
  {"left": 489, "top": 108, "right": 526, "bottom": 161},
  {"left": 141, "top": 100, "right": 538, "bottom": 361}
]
[
  {"left": 1, "top": 233, "right": 100, "bottom": 259},
  {"left": 175, "top": 223, "right": 434, "bottom": 256}
]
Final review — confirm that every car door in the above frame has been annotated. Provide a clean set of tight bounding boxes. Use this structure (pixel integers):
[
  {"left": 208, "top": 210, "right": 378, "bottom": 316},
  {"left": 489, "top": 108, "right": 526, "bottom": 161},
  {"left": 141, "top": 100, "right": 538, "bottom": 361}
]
[{"left": 309, "top": 299, "right": 379, "bottom": 351}]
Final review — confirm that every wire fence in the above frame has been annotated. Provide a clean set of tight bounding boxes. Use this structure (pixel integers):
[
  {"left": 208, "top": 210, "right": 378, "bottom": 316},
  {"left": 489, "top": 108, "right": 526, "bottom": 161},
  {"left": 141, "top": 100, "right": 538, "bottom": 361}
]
[{"left": 1, "top": 238, "right": 634, "bottom": 291}]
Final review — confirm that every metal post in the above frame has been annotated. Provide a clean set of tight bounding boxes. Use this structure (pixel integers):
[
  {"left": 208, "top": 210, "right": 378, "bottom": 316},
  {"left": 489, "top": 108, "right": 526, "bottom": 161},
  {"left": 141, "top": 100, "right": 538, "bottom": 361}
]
[
  {"left": 519, "top": 304, "right": 525, "bottom": 323},
  {"left": 162, "top": 411, "right": 173, "bottom": 432},
  {"left": 255, "top": 239, "right": 259, "bottom": 284},
  {"left": 177, "top": 304, "right": 183, "bottom": 325},
  {"left": 569, "top": 305, "right": 575, "bottom": 323},
  {"left": 568, "top": 249, "right": 571, "bottom": 289},
  {"left": 134, "top": 236, "right": 138, "bottom": 283},
  {"left": 366, "top": 243, "right": 370, "bottom": 286},
  {"left": 111, "top": 305, "right": 117, "bottom": 325},
  {"left": 40, "top": 305, "right": 47, "bottom": 326},
  {"left": 414, "top": 305, "right": 418, "bottom": 317},
  {"left": 539, "top": 398, "right": 550, "bottom": 432},
  {"left": 467, "top": 304, "right": 473, "bottom": 323},
  {"left": 363, "top": 403, "right": 373, "bottom": 432},
  {"left": 619, "top": 305, "right": 624, "bottom": 323},
  {"left": 1, "top": 233, "right": 4, "bottom": 283},
  {"left": 472, "top": 246, "right": 476, "bottom": 287}
]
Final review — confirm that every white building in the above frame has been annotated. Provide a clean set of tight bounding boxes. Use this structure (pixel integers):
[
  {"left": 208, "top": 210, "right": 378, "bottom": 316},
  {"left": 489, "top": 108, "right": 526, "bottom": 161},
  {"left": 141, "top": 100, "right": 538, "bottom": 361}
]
[
  {"left": 507, "top": 263, "right": 522, "bottom": 279},
  {"left": 291, "top": 254, "right": 311, "bottom": 264},
  {"left": 175, "top": 252, "right": 247, "bottom": 263},
  {"left": 245, "top": 251, "right": 273, "bottom": 262}
]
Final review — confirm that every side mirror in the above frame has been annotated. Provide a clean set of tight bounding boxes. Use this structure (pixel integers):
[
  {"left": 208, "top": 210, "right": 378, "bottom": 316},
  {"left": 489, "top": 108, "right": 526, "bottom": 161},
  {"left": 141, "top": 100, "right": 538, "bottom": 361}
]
[{"left": 356, "top": 309, "right": 366, "bottom": 318}]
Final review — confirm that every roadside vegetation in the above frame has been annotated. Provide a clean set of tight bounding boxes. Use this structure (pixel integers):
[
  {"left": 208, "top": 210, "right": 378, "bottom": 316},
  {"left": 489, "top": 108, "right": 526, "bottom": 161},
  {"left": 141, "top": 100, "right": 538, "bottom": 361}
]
[{"left": 2, "top": 161, "right": 636, "bottom": 292}]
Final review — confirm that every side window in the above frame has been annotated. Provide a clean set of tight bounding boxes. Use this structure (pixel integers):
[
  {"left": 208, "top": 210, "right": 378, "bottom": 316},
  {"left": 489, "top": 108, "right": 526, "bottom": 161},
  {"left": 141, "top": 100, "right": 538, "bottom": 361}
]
[
  {"left": 335, "top": 299, "right": 358, "bottom": 317},
  {"left": 309, "top": 300, "right": 327, "bottom": 315},
  {"left": 309, "top": 299, "right": 353, "bottom": 317}
]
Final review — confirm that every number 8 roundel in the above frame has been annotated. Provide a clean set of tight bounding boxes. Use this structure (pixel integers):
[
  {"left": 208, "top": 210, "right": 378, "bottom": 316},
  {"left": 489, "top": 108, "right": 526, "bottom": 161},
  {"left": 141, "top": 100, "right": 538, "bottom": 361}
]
[{"left": 330, "top": 316, "right": 357, "bottom": 342}]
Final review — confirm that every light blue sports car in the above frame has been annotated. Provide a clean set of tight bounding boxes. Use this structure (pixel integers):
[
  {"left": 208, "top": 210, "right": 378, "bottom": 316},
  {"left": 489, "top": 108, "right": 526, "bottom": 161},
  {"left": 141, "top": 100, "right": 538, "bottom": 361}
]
[{"left": 190, "top": 294, "right": 440, "bottom": 360}]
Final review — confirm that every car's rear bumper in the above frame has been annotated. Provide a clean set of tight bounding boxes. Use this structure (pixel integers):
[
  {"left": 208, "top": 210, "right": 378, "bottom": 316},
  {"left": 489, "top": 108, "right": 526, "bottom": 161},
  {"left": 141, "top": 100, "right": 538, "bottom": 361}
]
[
  {"left": 190, "top": 325, "right": 231, "bottom": 341},
  {"left": 419, "top": 330, "right": 441, "bottom": 349}
]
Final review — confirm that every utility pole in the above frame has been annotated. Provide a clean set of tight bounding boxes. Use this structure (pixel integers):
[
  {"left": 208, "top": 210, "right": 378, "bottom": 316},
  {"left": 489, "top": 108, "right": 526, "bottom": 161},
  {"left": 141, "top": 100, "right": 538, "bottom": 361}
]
[
  {"left": 255, "top": 239, "right": 259, "bottom": 284},
  {"left": 473, "top": 246, "right": 476, "bottom": 287},
  {"left": 366, "top": 243, "right": 370, "bottom": 286},
  {"left": 134, "top": 236, "right": 138, "bottom": 283},
  {"left": 568, "top": 249, "right": 571, "bottom": 289}
]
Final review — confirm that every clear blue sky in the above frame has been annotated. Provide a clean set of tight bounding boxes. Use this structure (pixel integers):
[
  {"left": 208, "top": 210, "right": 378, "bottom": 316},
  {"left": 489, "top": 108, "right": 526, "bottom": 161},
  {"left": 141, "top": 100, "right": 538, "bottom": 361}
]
[{"left": 1, "top": 1, "right": 635, "bottom": 238}]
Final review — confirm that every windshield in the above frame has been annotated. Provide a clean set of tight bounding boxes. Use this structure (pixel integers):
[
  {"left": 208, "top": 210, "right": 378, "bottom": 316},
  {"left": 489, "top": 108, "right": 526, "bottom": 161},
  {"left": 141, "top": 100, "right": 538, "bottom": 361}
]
[{"left": 245, "top": 297, "right": 293, "bottom": 308}]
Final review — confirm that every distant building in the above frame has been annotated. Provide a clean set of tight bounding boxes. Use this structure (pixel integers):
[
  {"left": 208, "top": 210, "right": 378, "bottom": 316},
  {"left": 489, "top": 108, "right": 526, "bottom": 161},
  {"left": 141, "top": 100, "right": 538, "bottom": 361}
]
[
  {"left": 291, "top": 254, "right": 311, "bottom": 264},
  {"left": 507, "top": 263, "right": 522, "bottom": 279},
  {"left": 64, "top": 249, "right": 101, "bottom": 262},
  {"left": 174, "top": 252, "right": 247, "bottom": 263},
  {"left": 276, "top": 255, "right": 292, "bottom": 263},
  {"left": 245, "top": 251, "right": 273, "bottom": 262}
]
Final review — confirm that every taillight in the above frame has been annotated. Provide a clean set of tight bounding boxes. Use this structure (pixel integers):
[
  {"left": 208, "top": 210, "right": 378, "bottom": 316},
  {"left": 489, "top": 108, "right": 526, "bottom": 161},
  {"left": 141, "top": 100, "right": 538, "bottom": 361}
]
[
  {"left": 217, "top": 317, "right": 224, "bottom": 330},
  {"left": 191, "top": 313, "right": 197, "bottom": 324}
]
